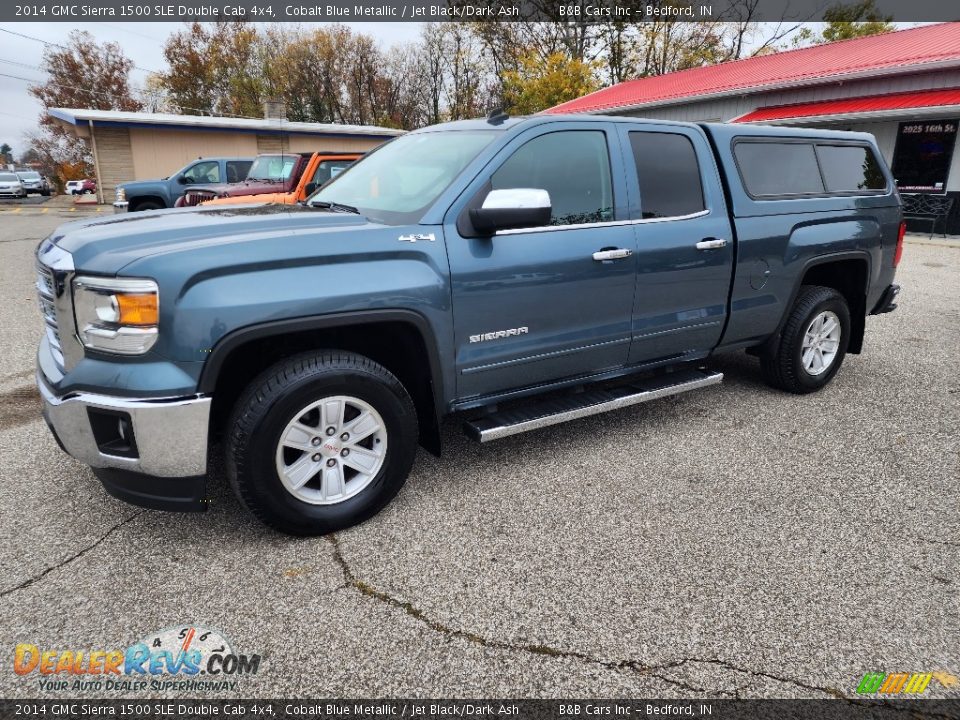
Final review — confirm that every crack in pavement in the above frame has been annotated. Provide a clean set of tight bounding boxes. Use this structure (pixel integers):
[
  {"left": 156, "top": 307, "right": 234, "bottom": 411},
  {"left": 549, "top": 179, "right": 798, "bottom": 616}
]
[
  {"left": 0, "top": 510, "right": 145, "bottom": 598},
  {"left": 895, "top": 533, "right": 960, "bottom": 549},
  {"left": 327, "top": 534, "right": 850, "bottom": 699}
]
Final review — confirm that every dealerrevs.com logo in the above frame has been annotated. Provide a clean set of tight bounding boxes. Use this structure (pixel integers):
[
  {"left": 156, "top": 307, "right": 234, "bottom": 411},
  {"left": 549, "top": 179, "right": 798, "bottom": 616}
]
[{"left": 14, "top": 625, "right": 262, "bottom": 693}]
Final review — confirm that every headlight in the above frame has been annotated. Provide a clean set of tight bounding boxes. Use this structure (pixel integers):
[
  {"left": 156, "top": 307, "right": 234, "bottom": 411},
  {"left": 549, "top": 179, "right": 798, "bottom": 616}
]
[
  {"left": 73, "top": 276, "right": 159, "bottom": 354},
  {"left": 115, "top": 187, "right": 126, "bottom": 202}
]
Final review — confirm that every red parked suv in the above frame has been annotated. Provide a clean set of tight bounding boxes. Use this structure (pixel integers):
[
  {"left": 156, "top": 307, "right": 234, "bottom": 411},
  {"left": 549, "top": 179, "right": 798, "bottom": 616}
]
[{"left": 66, "top": 179, "right": 97, "bottom": 195}]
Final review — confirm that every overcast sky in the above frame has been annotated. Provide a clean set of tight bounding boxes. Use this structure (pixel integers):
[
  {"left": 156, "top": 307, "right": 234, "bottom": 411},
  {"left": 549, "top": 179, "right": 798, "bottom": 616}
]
[{"left": 0, "top": 22, "right": 423, "bottom": 154}]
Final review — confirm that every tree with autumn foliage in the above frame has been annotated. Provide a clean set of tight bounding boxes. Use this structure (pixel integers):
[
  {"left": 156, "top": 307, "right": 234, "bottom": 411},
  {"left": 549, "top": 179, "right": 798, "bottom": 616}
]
[
  {"left": 792, "top": 0, "right": 894, "bottom": 46},
  {"left": 161, "top": 22, "right": 263, "bottom": 117},
  {"left": 822, "top": 0, "right": 895, "bottom": 42},
  {"left": 28, "top": 30, "right": 142, "bottom": 187},
  {"left": 502, "top": 52, "right": 600, "bottom": 115}
]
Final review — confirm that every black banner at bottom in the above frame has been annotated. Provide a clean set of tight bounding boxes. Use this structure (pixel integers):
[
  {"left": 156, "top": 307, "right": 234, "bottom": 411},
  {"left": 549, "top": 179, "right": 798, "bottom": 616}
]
[{"left": 1, "top": 699, "right": 958, "bottom": 720}]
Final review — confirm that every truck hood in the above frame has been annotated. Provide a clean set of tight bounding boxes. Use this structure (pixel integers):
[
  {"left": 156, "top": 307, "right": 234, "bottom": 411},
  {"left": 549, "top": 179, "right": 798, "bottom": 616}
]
[
  {"left": 49, "top": 204, "right": 375, "bottom": 275},
  {"left": 203, "top": 190, "right": 296, "bottom": 206},
  {"left": 189, "top": 178, "right": 291, "bottom": 197}
]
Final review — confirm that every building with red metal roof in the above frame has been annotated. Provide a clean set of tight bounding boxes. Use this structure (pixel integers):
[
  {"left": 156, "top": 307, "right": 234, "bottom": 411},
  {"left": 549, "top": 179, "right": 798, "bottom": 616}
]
[{"left": 549, "top": 23, "right": 960, "bottom": 229}]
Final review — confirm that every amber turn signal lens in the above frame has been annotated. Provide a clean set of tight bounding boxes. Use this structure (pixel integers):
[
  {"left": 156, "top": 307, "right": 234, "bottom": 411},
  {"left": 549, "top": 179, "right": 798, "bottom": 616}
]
[{"left": 116, "top": 293, "right": 159, "bottom": 326}]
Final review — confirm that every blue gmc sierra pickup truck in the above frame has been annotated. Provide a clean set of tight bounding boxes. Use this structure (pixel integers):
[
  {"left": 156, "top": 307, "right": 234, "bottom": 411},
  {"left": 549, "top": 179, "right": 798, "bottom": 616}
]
[{"left": 36, "top": 114, "right": 903, "bottom": 535}]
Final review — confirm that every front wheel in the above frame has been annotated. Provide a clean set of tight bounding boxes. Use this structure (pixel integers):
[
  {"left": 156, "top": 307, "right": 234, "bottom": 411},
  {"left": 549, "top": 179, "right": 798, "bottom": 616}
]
[
  {"left": 760, "top": 285, "right": 851, "bottom": 394},
  {"left": 226, "top": 351, "right": 418, "bottom": 535}
]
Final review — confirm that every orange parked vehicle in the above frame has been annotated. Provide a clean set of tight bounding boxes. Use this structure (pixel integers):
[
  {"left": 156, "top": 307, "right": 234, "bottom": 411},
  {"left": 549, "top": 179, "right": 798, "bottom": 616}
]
[{"left": 201, "top": 153, "right": 361, "bottom": 207}]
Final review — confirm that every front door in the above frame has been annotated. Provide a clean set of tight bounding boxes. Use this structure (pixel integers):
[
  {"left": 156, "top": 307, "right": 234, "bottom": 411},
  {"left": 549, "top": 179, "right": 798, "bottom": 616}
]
[
  {"left": 446, "top": 125, "right": 637, "bottom": 401},
  {"left": 618, "top": 126, "right": 735, "bottom": 364}
]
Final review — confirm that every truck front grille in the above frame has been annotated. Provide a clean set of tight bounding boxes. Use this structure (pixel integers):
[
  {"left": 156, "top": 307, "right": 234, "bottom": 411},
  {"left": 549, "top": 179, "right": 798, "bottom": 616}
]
[
  {"left": 183, "top": 190, "right": 217, "bottom": 206},
  {"left": 36, "top": 262, "right": 64, "bottom": 367}
]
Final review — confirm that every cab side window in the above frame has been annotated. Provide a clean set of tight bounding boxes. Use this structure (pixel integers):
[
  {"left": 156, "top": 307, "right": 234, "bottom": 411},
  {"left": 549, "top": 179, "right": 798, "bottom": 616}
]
[
  {"left": 491, "top": 131, "right": 613, "bottom": 226},
  {"left": 629, "top": 131, "right": 706, "bottom": 219},
  {"left": 183, "top": 161, "right": 220, "bottom": 184}
]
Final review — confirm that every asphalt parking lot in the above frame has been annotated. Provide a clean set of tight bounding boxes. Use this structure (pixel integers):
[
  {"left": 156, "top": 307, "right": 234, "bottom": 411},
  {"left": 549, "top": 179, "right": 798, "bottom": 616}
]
[
  {"left": 0, "top": 195, "right": 51, "bottom": 207},
  {"left": 0, "top": 212, "right": 957, "bottom": 700}
]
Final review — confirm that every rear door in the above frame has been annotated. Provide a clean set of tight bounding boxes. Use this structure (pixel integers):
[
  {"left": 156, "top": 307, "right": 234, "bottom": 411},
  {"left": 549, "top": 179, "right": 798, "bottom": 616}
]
[
  {"left": 446, "top": 123, "right": 637, "bottom": 400},
  {"left": 618, "top": 125, "right": 735, "bottom": 364}
]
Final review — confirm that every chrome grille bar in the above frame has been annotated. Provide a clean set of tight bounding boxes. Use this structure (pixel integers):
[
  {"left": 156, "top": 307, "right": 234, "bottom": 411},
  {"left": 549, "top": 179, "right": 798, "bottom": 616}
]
[{"left": 35, "top": 261, "right": 64, "bottom": 367}]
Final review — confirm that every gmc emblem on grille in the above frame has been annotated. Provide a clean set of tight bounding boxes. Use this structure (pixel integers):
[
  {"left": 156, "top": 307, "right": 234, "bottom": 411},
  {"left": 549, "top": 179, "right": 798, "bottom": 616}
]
[{"left": 469, "top": 327, "right": 529, "bottom": 343}]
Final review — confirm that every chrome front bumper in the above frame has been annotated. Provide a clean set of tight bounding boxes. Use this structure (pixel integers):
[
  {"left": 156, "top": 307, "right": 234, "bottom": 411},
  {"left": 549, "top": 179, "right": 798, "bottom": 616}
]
[
  {"left": 112, "top": 201, "right": 129, "bottom": 213},
  {"left": 37, "top": 371, "right": 211, "bottom": 477}
]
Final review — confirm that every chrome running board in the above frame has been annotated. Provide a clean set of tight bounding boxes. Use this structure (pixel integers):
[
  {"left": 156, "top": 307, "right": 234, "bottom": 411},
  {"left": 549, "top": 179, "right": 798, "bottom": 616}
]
[{"left": 463, "top": 368, "right": 723, "bottom": 443}]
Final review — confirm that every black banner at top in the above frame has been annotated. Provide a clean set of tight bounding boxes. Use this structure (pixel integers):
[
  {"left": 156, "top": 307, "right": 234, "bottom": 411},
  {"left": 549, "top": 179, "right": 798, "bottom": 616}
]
[{"left": 2, "top": 0, "right": 960, "bottom": 23}]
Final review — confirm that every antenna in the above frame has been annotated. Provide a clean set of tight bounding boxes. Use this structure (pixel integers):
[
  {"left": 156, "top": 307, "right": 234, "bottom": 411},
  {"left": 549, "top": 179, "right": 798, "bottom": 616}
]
[{"left": 486, "top": 108, "right": 509, "bottom": 126}]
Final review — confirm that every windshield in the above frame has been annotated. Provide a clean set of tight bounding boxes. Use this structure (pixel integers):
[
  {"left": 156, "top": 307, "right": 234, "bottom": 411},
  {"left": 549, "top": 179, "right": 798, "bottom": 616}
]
[
  {"left": 0, "top": 173, "right": 17, "bottom": 181},
  {"left": 18, "top": 172, "right": 40, "bottom": 180},
  {"left": 247, "top": 155, "right": 298, "bottom": 181},
  {"left": 308, "top": 131, "right": 498, "bottom": 224}
]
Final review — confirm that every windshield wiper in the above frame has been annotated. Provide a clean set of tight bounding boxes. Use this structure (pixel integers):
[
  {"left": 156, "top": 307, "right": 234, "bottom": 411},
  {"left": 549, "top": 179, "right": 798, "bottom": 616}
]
[{"left": 310, "top": 200, "right": 360, "bottom": 214}]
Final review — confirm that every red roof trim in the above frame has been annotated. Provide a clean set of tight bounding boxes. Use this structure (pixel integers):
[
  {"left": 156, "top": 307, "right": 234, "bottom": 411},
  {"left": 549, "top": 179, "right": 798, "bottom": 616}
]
[
  {"left": 547, "top": 23, "right": 960, "bottom": 115},
  {"left": 734, "top": 87, "right": 960, "bottom": 123}
]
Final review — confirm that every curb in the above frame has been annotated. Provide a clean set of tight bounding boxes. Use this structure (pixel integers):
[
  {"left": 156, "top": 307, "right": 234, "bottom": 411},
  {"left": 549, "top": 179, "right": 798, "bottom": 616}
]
[{"left": 0, "top": 206, "right": 109, "bottom": 216}]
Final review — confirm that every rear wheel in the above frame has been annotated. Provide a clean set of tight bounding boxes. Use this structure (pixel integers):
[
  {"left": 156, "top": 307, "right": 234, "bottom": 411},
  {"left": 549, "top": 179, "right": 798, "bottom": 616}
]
[
  {"left": 226, "top": 351, "right": 418, "bottom": 535},
  {"left": 760, "top": 285, "right": 851, "bottom": 394}
]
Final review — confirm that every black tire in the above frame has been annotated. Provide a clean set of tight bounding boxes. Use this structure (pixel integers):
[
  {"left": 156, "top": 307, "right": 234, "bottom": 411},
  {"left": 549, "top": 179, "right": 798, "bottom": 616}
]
[
  {"left": 226, "top": 351, "right": 419, "bottom": 535},
  {"left": 760, "top": 285, "right": 851, "bottom": 394},
  {"left": 133, "top": 201, "right": 162, "bottom": 212}
]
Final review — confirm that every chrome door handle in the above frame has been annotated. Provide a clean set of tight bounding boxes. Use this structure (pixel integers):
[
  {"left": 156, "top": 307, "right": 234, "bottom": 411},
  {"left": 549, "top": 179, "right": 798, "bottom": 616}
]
[
  {"left": 592, "top": 248, "right": 633, "bottom": 261},
  {"left": 696, "top": 238, "right": 727, "bottom": 250}
]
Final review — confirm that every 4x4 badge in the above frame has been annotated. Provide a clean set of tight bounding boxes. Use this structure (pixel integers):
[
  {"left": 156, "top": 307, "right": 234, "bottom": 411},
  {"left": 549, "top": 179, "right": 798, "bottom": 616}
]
[{"left": 398, "top": 233, "right": 436, "bottom": 243}]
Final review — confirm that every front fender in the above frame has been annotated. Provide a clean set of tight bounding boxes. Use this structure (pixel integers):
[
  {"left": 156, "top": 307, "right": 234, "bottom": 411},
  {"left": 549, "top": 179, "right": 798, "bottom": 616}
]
[
  {"left": 127, "top": 182, "right": 173, "bottom": 205},
  {"left": 123, "top": 229, "right": 454, "bottom": 405}
]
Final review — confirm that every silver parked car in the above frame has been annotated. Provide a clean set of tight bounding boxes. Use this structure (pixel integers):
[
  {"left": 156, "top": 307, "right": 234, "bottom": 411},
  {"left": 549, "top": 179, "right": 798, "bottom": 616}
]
[
  {"left": 16, "top": 171, "right": 50, "bottom": 196},
  {"left": 0, "top": 172, "right": 25, "bottom": 198}
]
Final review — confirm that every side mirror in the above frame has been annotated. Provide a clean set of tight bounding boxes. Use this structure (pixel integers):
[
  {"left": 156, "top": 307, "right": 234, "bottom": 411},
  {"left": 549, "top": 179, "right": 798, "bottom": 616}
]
[
  {"left": 304, "top": 182, "right": 318, "bottom": 196},
  {"left": 177, "top": 175, "right": 189, "bottom": 185},
  {"left": 469, "top": 188, "right": 551, "bottom": 234}
]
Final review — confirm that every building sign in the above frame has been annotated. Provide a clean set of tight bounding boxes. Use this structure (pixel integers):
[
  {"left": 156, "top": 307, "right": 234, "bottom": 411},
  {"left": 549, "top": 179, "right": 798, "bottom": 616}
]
[{"left": 892, "top": 120, "right": 958, "bottom": 193}]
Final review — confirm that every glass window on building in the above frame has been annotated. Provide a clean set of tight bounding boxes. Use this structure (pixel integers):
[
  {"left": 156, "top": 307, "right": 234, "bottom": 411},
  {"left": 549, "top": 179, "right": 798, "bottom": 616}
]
[{"left": 892, "top": 121, "right": 958, "bottom": 193}]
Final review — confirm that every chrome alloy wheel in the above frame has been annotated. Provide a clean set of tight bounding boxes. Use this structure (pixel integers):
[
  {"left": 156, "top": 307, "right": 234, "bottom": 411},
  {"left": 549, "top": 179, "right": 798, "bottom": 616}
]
[
  {"left": 274, "top": 395, "right": 387, "bottom": 505},
  {"left": 801, "top": 310, "right": 841, "bottom": 376}
]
